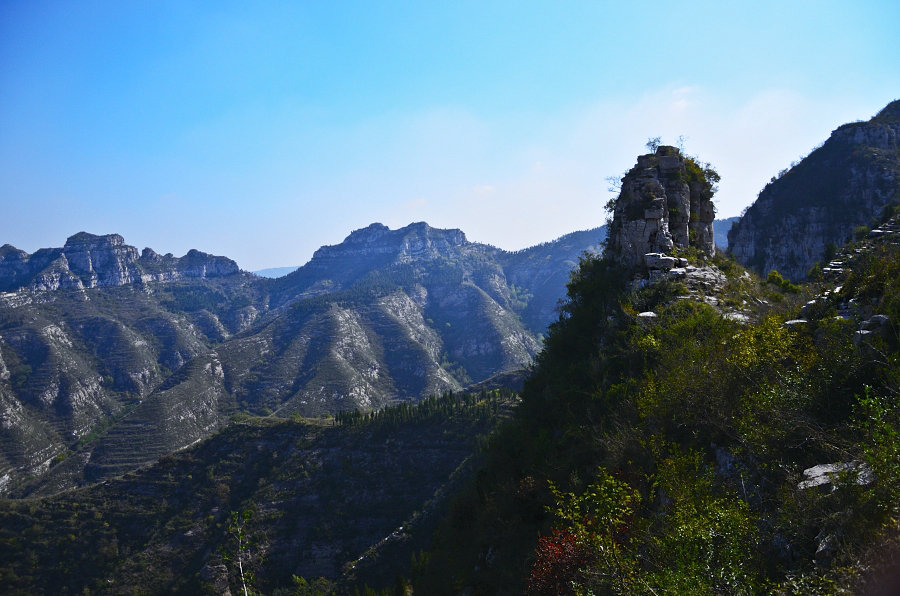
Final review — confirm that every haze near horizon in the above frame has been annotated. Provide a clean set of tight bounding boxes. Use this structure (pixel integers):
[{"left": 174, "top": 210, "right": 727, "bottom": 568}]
[{"left": 1, "top": 1, "right": 898, "bottom": 270}]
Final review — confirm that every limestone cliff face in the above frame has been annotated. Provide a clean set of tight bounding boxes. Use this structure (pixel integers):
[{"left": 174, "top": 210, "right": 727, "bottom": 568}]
[
  {"left": 729, "top": 99, "right": 900, "bottom": 281},
  {"left": 0, "top": 233, "right": 241, "bottom": 292},
  {"left": 608, "top": 146, "right": 716, "bottom": 269}
]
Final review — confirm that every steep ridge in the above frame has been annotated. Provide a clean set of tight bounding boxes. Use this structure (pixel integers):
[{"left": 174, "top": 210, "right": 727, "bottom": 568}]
[
  {"left": 729, "top": 99, "right": 900, "bottom": 281},
  {"left": 499, "top": 226, "right": 606, "bottom": 334}
]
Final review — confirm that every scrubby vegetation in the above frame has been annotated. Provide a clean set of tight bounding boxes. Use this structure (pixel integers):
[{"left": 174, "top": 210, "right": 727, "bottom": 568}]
[{"left": 414, "top": 232, "right": 900, "bottom": 593}]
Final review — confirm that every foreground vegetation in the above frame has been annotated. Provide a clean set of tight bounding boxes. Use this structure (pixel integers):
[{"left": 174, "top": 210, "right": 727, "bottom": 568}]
[{"left": 415, "top": 219, "right": 900, "bottom": 594}]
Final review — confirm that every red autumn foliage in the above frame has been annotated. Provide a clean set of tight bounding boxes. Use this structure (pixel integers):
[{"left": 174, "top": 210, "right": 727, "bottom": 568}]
[{"left": 526, "top": 528, "right": 591, "bottom": 595}]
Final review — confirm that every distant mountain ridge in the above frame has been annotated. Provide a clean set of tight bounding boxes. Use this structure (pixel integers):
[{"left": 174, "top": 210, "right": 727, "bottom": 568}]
[
  {"left": 729, "top": 99, "right": 900, "bottom": 280},
  {"left": 253, "top": 266, "right": 299, "bottom": 278},
  {"left": 0, "top": 232, "right": 240, "bottom": 293},
  {"left": 0, "top": 222, "right": 608, "bottom": 495}
]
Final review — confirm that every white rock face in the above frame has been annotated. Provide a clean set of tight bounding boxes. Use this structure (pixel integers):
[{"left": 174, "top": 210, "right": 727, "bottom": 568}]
[
  {"left": 0, "top": 344, "right": 8, "bottom": 381},
  {"left": 798, "top": 461, "right": 874, "bottom": 490}
]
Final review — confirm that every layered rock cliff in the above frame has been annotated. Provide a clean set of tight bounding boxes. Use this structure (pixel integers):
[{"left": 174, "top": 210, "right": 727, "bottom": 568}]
[
  {"left": 729, "top": 99, "right": 900, "bottom": 281},
  {"left": 0, "top": 232, "right": 241, "bottom": 292},
  {"left": 607, "top": 145, "right": 717, "bottom": 269}
]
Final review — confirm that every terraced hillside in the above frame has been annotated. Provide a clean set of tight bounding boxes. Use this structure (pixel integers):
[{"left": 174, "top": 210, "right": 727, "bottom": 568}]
[
  {"left": 0, "top": 390, "right": 515, "bottom": 595},
  {"left": 0, "top": 276, "right": 266, "bottom": 496}
]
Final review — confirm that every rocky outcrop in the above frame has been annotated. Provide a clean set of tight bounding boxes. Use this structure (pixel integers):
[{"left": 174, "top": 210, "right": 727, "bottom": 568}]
[
  {"left": 729, "top": 99, "right": 900, "bottom": 281},
  {"left": 308, "top": 222, "right": 468, "bottom": 271},
  {"left": 172, "top": 249, "right": 240, "bottom": 279},
  {"left": 62, "top": 233, "right": 141, "bottom": 287},
  {"left": 608, "top": 146, "right": 716, "bottom": 270},
  {"left": 0, "top": 233, "right": 241, "bottom": 292}
]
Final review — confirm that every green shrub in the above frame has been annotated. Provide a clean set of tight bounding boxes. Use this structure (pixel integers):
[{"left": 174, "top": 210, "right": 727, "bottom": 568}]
[{"left": 767, "top": 270, "right": 800, "bottom": 293}]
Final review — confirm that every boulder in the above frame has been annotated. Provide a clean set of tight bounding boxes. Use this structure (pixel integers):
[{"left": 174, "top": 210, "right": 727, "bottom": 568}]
[
  {"left": 798, "top": 461, "right": 873, "bottom": 491},
  {"left": 644, "top": 253, "right": 676, "bottom": 270}
]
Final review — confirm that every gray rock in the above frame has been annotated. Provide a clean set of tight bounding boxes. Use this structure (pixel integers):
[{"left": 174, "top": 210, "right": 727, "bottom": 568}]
[
  {"left": 854, "top": 329, "right": 874, "bottom": 346},
  {"left": 608, "top": 146, "right": 716, "bottom": 269},
  {"left": 814, "top": 531, "right": 838, "bottom": 566},
  {"left": 644, "top": 253, "right": 676, "bottom": 270},
  {"left": 783, "top": 319, "right": 809, "bottom": 328},
  {"left": 861, "top": 314, "right": 890, "bottom": 330},
  {"left": 724, "top": 312, "right": 750, "bottom": 323},
  {"left": 798, "top": 461, "right": 873, "bottom": 490}
]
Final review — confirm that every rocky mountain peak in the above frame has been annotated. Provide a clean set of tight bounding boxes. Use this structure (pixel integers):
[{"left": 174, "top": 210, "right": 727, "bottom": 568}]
[
  {"left": 395, "top": 221, "right": 467, "bottom": 259},
  {"left": 176, "top": 249, "right": 240, "bottom": 278},
  {"left": 312, "top": 222, "right": 469, "bottom": 264},
  {"left": 728, "top": 99, "right": 900, "bottom": 281},
  {"left": 63, "top": 232, "right": 127, "bottom": 249},
  {"left": 0, "top": 234, "right": 241, "bottom": 292},
  {"left": 608, "top": 146, "right": 717, "bottom": 270}
]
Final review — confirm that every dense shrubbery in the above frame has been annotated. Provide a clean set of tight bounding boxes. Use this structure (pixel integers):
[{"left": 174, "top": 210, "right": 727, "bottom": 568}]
[{"left": 416, "top": 240, "right": 900, "bottom": 593}]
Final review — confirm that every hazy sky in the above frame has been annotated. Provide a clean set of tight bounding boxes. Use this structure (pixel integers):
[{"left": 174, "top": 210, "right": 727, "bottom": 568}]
[{"left": 1, "top": 1, "right": 898, "bottom": 270}]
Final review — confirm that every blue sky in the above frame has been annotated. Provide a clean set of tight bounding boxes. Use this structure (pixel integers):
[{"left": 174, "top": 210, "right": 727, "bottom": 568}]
[{"left": 1, "top": 1, "right": 898, "bottom": 270}]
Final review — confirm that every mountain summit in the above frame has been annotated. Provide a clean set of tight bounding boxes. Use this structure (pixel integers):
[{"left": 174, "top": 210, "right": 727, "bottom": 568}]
[
  {"left": 0, "top": 232, "right": 240, "bottom": 292},
  {"left": 729, "top": 99, "right": 900, "bottom": 281}
]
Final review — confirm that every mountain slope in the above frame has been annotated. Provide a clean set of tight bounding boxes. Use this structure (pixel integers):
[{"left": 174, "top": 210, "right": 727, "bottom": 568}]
[
  {"left": 0, "top": 390, "right": 515, "bottom": 595},
  {"left": 729, "top": 99, "right": 900, "bottom": 281},
  {"left": 0, "top": 223, "right": 607, "bottom": 495}
]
